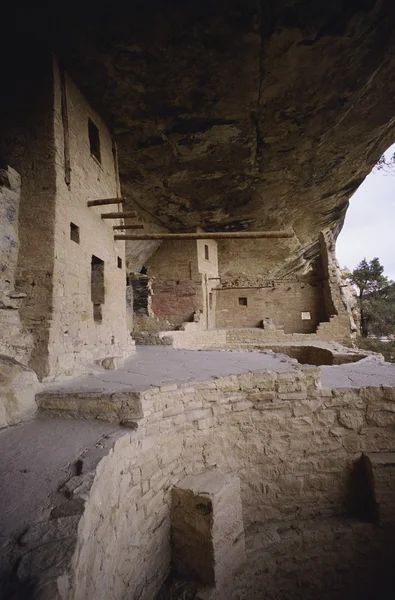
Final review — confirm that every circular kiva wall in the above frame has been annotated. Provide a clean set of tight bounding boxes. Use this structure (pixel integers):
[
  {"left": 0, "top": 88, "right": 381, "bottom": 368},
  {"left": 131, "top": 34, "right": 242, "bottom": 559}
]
[{"left": 64, "top": 369, "right": 395, "bottom": 600}]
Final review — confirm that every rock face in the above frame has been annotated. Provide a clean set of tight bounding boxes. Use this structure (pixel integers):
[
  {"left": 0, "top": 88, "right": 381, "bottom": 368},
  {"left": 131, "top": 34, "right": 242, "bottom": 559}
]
[
  {"left": 3, "top": 3, "right": 395, "bottom": 274},
  {"left": 37, "top": 0, "right": 395, "bottom": 274},
  {"left": 0, "top": 167, "right": 33, "bottom": 364},
  {"left": 0, "top": 355, "right": 40, "bottom": 428}
]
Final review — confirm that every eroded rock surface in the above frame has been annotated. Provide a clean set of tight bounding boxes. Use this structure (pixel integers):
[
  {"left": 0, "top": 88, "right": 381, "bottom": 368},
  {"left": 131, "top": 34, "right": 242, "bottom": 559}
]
[
  {"left": 39, "top": 0, "right": 395, "bottom": 273},
  {"left": 0, "top": 355, "right": 40, "bottom": 428}
]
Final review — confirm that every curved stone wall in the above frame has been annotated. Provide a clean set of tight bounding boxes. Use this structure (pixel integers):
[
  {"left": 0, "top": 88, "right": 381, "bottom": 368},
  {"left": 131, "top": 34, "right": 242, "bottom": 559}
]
[{"left": 61, "top": 369, "right": 395, "bottom": 600}]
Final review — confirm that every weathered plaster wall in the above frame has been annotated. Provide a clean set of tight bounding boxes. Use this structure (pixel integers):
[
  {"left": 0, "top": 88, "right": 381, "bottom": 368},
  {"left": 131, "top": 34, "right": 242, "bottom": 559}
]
[
  {"left": 217, "top": 238, "right": 306, "bottom": 281},
  {"left": 0, "top": 51, "right": 134, "bottom": 379},
  {"left": 145, "top": 240, "right": 203, "bottom": 327},
  {"left": 49, "top": 59, "right": 134, "bottom": 378},
  {"left": 215, "top": 279, "right": 327, "bottom": 332},
  {"left": 212, "top": 229, "right": 351, "bottom": 343},
  {"left": 133, "top": 230, "right": 351, "bottom": 344},
  {"left": 197, "top": 239, "right": 218, "bottom": 330},
  {"left": 62, "top": 371, "right": 395, "bottom": 600},
  {"left": 139, "top": 238, "right": 219, "bottom": 331}
]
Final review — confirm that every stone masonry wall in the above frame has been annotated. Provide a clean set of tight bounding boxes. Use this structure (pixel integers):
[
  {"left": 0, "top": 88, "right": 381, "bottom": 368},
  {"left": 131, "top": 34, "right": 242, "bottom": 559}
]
[
  {"left": 138, "top": 238, "right": 219, "bottom": 332},
  {"left": 157, "top": 326, "right": 352, "bottom": 351},
  {"left": 63, "top": 370, "right": 395, "bottom": 600},
  {"left": 145, "top": 240, "right": 203, "bottom": 328},
  {"left": 0, "top": 51, "right": 134, "bottom": 379},
  {"left": 215, "top": 279, "right": 327, "bottom": 332},
  {"left": 48, "top": 59, "right": 134, "bottom": 378},
  {"left": 210, "top": 230, "right": 352, "bottom": 343},
  {"left": 217, "top": 237, "right": 303, "bottom": 280},
  {"left": 196, "top": 238, "right": 219, "bottom": 330},
  {"left": 6, "top": 52, "right": 58, "bottom": 378}
]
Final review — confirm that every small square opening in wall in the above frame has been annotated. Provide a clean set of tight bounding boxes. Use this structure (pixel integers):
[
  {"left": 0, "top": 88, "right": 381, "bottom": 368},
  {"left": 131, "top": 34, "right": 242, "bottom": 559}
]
[
  {"left": 239, "top": 297, "right": 248, "bottom": 306},
  {"left": 70, "top": 222, "right": 80, "bottom": 244},
  {"left": 117, "top": 256, "right": 122, "bottom": 269},
  {"left": 88, "top": 118, "right": 101, "bottom": 164},
  {"left": 301, "top": 311, "right": 311, "bottom": 320},
  {"left": 204, "top": 244, "right": 209, "bottom": 260}
]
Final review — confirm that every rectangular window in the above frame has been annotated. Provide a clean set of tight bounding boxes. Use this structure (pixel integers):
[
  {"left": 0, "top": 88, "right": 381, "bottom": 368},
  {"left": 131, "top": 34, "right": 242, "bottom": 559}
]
[
  {"left": 91, "top": 255, "right": 104, "bottom": 322},
  {"left": 70, "top": 222, "right": 80, "bottom": 244},
  {"left": 88, "top": 118, "right": 101, "bottom": 164},
  {"left": 204, "top": 244, "right": 209, "bottom": 260},
  {"left": 209, "top": 293, "right": 213, "bottom": 310},
  {"left": 301, "top": 311, "right": 311, "bottom": 320},
  {"left": 117, "top": 256, "right": 122, "bottom": 269},
  {"left": 238, "top": 297, "right": 248, "bottom": 306}
]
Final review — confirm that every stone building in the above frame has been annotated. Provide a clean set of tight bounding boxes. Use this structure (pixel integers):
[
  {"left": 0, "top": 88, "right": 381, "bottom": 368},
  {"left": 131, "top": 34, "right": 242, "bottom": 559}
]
[
  {"left": 0, "top": 53, "right": 134, "bottom": 381},
  {"left": 130, "top": 229, "right": 351, "bottom": 346}
]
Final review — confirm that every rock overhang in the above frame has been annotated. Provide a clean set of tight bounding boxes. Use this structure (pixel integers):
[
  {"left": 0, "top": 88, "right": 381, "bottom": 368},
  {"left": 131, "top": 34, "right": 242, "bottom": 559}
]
[{"left": 3, "top": 1, "right": 395, "bottom": 274}]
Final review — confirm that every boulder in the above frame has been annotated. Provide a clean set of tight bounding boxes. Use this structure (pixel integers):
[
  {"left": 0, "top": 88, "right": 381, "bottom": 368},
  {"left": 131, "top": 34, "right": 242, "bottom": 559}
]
[{"left": 0, "top": 355, "right": 40, "bottom": 428}]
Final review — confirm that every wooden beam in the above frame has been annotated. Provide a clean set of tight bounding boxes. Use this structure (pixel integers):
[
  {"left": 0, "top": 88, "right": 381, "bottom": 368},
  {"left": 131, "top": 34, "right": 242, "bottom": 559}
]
[
  {"left": 101, "top": 211, "right": 138, "bottom": 219},
  {"left": 113, "top": 223, "right": 145, "bottom": 230},
  {"left": 88, "top": 198, "right": 126, "bottom": 207},
  {"left": 114, "top": 231, "right": 294, "bottom": 241}
]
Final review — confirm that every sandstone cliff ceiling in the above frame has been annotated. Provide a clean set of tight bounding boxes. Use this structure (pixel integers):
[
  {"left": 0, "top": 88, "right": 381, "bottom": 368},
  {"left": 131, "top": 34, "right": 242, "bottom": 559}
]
[{"left": 6, "top": 1, "right": 395, "bottom": 274}]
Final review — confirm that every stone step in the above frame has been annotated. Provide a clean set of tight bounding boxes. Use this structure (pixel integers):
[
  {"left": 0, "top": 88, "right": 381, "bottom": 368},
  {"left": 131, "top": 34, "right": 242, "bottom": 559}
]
[{"left": 36, "top": 389, "right": 144, "bottom": 423}]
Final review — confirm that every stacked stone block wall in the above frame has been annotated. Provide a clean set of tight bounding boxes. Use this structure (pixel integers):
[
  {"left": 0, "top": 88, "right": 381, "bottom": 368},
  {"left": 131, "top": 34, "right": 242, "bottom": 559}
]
[
  {"left": 157, "top": 326, "right": 352, "bottom": 351},
  {"left": 197, "top": 238, "right": 219, "bottom": 330},
  {"left": 215, "top": 279, "right": 327, "bottom": 332},
  {"left": 0, "top": 51, "right": 59, "bottom": 378},
  {"left": 141, "top": 238, "right": 219, "bottom": 331},
  {"left": 145, "top": 240, "right": 201, "bottom": 327},
  {"left": 171, "top": 470, "right": 246, "bottom": 590},
  {"left": 64, "top": 370, "right": 395, "bottom": 600},
  {"left": 0, "top": 51, "right": 133, "bottom": 379},
  {"left": 217, "top": 238, "right": 301, "bottom": 280},
  {"left": 49, "top": 59, "right": 133, "bottom": 378}
]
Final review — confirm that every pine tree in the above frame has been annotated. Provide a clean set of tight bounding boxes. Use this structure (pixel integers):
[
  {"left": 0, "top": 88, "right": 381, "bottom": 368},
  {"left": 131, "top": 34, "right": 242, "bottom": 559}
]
[{"left": 350, "top": 258, "right": 394, "bottom": 337}]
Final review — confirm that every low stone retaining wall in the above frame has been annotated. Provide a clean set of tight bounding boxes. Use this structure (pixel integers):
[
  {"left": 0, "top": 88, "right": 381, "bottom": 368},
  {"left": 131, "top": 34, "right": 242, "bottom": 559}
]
[{"left": 151, "top": 327, "right": 355, "bottom": 353}]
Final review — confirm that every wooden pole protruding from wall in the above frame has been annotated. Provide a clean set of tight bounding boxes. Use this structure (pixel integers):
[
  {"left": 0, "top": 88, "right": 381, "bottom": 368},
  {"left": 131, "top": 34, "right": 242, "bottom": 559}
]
[
  {"left": 113, "top": 223, "right": 145, "bottom": 230},
  {"left": 87, "top": 198, "right": 126, "bottom": 207},
  {"left": 101, "top": 211, "right": 138, "bottom": 219},
  {"left": 114, "top": 231, "right": 294, "bottom": 241}
]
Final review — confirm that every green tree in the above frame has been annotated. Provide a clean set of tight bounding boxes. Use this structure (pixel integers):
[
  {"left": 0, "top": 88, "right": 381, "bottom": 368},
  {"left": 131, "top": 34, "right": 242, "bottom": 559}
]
[
  {"left": 365, "top": 283, "right": 395, "bottom": 337},
  {"left": 350, "top": 258, "right": 392, "bottom": 337}
]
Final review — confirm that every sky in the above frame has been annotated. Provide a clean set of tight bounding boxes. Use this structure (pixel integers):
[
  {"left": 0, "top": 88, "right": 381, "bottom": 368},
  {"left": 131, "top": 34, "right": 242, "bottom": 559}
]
[{"left": 336, "top": 143, "right": 395, "bottom": 281}]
